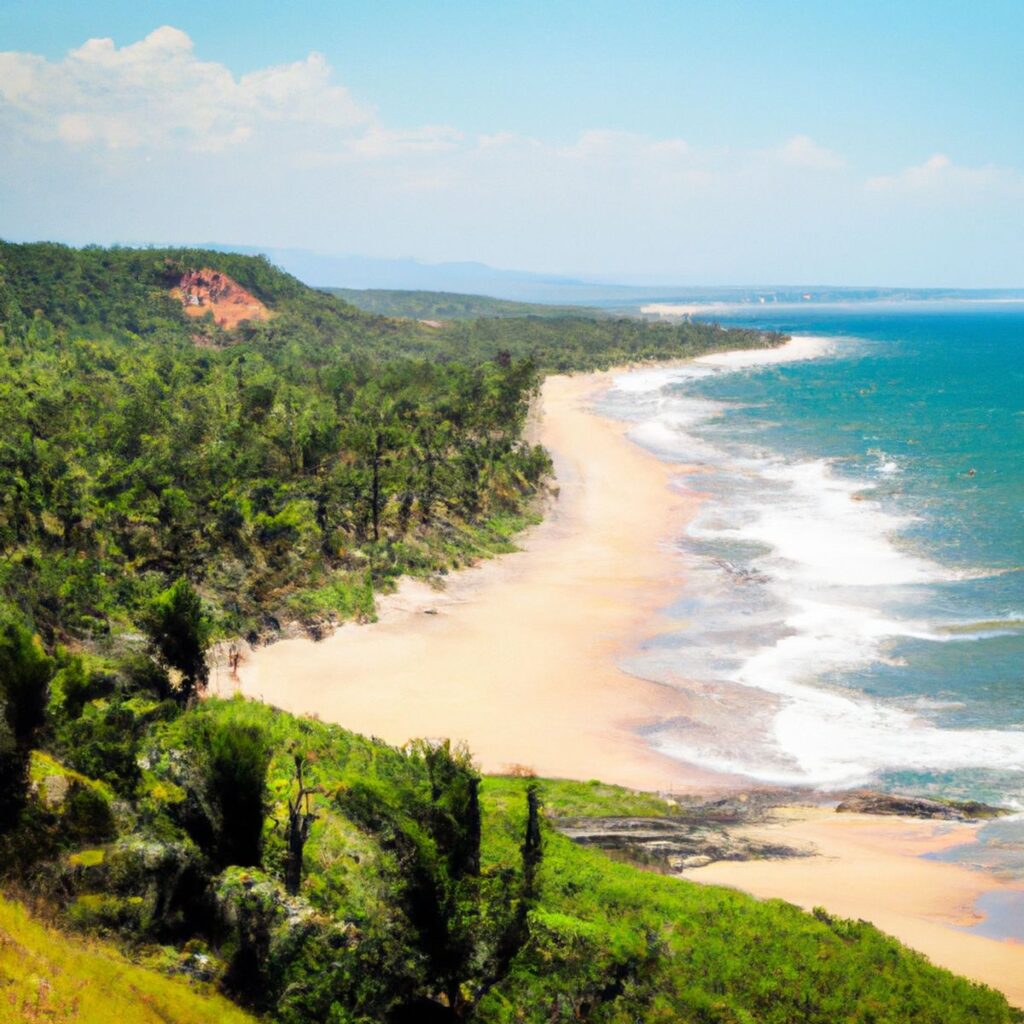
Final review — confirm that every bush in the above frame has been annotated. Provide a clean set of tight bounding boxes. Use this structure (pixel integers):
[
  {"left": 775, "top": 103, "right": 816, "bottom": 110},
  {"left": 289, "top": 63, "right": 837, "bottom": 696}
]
[
  {"left": 203, "top": 721, "right": 271, "bottom": 870},
  {"left": 62, "top": 783, "right": 117, "bottom": 845},
  {"left": 0, "top": 621, "right": 55, "bottom": 831},
  {"left": 58, "top": 700, "right": 143, "bottom": 798},
  {"left": 142, "top": 579, "right": 212, "bottom": 706}
]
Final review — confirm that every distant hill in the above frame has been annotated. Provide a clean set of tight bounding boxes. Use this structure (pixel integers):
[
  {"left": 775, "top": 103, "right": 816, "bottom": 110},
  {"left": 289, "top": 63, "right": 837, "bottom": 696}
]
[
  {"left": 199, "top": 244, "right": 1024, "bottom": 307},
  {"left": 326, "top": 287, "right": 602, "bottom": 320},
  {"left": 200, "top": 244, "right": 630, "bottom": 303}
]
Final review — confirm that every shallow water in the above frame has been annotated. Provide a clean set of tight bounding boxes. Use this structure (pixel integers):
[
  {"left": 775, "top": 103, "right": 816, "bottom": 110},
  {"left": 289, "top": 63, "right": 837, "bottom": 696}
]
[{"left": 600, "top": 303, "right": 1024, "bottom": 884}]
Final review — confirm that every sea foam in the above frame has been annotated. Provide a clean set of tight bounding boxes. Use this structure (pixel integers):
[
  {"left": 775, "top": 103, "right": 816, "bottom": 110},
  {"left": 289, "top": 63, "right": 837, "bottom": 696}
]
[{"left": 606, "top": 334, "right": 1024, "bottom": 791}]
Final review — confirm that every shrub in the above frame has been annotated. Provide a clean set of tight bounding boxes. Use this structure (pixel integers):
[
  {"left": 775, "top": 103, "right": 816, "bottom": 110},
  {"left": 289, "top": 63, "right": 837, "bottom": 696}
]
[
  {"left": 62, "top": 782, "right": 117, "bottom": 845},
  {"left": 142, "top": 579, "right": 212, "bottom": 706},
  {"left": 203, "top": 721, "right": 271, "bottom": 870}
]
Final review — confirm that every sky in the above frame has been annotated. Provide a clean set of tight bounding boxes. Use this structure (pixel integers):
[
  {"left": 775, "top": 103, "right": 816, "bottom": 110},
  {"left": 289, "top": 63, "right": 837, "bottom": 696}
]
[{"left": 1, "top": 0, "right": 1022, "bottom": 286}]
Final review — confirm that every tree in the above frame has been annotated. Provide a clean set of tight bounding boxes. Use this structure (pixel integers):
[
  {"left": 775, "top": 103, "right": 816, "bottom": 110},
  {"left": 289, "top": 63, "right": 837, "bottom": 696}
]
[
  {"left": 283, "top": 752, "right": 320, "bottom": 895},
  {"left": 203, "top": 720, "right": 271, "bottom": 870},
  {"left": 521, "top": 782, "right": 543, "bottom": 901},
  {"left": 142, "top": 579, "right": 211, "bottom": 706},
  {"left": 0, "top": 622, "right": 55, "bottom": 832}
]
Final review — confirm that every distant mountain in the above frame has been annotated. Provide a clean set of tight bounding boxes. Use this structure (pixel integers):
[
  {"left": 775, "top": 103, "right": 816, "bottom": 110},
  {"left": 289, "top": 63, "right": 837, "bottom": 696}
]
[
  {"left": 152, "top": 244, "right": 1024, "bottom": 307},
  {"left": 199, "top": 245, "right": 621, "bottom": 304}
]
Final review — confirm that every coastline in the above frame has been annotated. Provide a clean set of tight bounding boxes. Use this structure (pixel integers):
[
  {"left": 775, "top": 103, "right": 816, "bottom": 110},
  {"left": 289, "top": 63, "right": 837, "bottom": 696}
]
[
  {"left": 215, "top": 367, "right": 736, "bottom": 793},
  {"left": 685, "top": 807, "right": 1024, "bottom": 1007},
  {"left": 214, "top": 353, "right": 1024, "bottom": 1006}
]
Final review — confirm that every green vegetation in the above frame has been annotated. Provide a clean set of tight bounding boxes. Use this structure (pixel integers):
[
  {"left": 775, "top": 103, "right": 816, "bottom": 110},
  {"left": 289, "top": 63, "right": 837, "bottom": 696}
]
[
  {"left": 0, "top": 698, "right": 1017, "bottom": 1022},
  {"left": 0, "top": 622, "right": 55, "bottom": 831},
  {"left": 6, "top": 241, "right": 998, "bottom": 1022},
  {"left": 0, "top": 240, "right": 774, "bottom": 648},
  {"left": 326, "top": 287, "right": 603, "bottom": 320},
  {"left": 0, "top": 891, "right": 257, "bottom": 1024},
  {"left": 142, "top": 579, "right": 213, "bottom": 706}
]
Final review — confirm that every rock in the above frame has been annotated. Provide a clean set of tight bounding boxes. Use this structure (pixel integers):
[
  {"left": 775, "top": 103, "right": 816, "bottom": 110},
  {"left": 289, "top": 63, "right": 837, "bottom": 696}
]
[
  {"left": 552, "top": 814, "right": 806, "bottom": 870},
  {"left": 680, "top": 855, "right": 713, "bottom": 869},
  {"left": 835, "top": 791, "right": 1007, "bottom": 821}
]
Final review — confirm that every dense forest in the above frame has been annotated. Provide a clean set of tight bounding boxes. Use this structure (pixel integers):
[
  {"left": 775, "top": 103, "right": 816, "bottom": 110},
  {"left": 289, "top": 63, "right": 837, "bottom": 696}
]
[
  {"left": 326, "top": 287, "right": 603, "bottom": 320},
  {"left": 0, "top": 241, "right": 776, "bottom": 646},
  {"left": 4, "top": 242, "right": 1013, "bottom": 1024}
]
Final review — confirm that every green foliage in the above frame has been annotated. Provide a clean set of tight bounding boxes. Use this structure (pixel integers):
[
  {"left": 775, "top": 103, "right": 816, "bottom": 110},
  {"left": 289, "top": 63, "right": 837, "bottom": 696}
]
[
  {"left": 61, "top": 783, "right": 117, "bottom": 845},
  {"left": 0, "top": 620, "right": 54, "bottom": 741},
  {"left": 0, "top": 240, "right": 775, "bottom": 649},
  {"left": 143, "top": 579, "right": 212, "bottom": 705},
  {"left": 0, "top": 620, "right": 55, "bottom": 831},
  {"left": 200, "top": 719, "right": 272, "bottom": 870},
  {"left": 1, "top": 699, "right": 1018, "bottom": 1022},
  {"left": 56, "top": 696, "right": 145, "bottom": 797},
  {"left": 327, "top": 287, "right": 603, "bottom": 320}
]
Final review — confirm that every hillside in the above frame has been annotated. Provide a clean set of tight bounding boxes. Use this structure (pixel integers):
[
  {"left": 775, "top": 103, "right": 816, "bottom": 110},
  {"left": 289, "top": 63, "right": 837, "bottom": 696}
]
[
  {"left": 326, "top": 287, "right": 602, "bottom": 320},
  {"left": 1, "top": 694, "right": 1017, "bottom": 1024},
  {"left": 0, "top": 241, "right": 778, "bottom": 647},
  {"left": 0, "top": 892, "right": 256, "bottom": 1024}
]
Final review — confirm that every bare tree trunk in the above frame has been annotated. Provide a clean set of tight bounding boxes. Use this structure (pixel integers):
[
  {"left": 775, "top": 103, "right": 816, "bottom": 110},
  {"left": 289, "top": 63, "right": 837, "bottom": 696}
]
[{"left": 284, "top": 755, "right": 319, "bottom": 896}]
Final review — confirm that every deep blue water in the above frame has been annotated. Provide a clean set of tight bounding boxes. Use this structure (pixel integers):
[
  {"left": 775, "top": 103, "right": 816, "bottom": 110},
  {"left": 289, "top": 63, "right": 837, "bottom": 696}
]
[{"left": 599, "top": 303, "right": 1024, "bottom": 868}]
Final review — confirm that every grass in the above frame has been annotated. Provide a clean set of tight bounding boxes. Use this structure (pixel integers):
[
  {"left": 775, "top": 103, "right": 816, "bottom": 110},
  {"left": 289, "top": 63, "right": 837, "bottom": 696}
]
[
  {"left": 0, "top": 894, "right": 256, "bottom": 1024},
  {"left": 483, "top": 775, "right": 677, "bottom": 819},
  {"left": 10, "top": 699, "right": 1018, "bottom": 1023},
  {"left": 29, "top": 751, "right": 115, "bottom": 804}
]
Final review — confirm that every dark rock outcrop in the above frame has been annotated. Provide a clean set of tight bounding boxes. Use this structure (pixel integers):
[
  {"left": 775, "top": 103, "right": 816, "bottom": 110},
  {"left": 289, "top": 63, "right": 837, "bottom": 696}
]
[
  {"left": 552, "top": 814, "right": 806, "bottom": 871},
  {"left": 835, "top": 791, "right": 1007, "bottom": 821}
]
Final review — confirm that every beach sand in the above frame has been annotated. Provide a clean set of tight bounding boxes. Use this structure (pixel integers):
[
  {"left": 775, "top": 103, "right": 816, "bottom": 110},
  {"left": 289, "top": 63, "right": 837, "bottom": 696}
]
[
  {"left": 217, "top": 366, "right": 1024, "bottom": 1006},
  {"left": 218, "top": 370, "right": 731, "bottom": 793},
  {"left": 686, "top": 807, "right": 1024, "bottom": 1006}
]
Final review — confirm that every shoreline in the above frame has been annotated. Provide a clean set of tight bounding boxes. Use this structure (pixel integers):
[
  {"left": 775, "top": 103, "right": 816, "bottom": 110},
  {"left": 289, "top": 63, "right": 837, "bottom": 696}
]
[
  {"left": 215, "top": 367, "right": 738, "bottom": 793},
  {"left": 213, "top": 354, "right": 1024, "bottom": 1006},
  {"left": 685, "top": 806, "right": 1024, "bottom": 1007}
]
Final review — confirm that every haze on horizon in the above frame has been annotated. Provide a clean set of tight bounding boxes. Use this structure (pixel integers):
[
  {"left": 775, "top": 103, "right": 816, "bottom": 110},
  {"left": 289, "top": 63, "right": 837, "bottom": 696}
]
[{"left": 1, "top": 0, "right": 1022, "bottom": 288}]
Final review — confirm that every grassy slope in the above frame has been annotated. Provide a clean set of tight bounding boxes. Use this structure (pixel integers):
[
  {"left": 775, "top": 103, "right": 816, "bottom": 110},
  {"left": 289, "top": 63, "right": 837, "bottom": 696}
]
[
  {"left": 190, "top": 702, "right": 1021, "bottom": 1021},
  {"left": 0, "top": 895, "right": 255, "bottom": 1024},
  {"left": 6, "top": 698, "right": 1017, "bottom": 1021}
]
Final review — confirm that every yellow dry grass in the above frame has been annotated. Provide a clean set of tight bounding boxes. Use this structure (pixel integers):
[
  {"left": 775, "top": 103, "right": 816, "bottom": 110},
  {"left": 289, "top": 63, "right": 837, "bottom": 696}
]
[{"left": 0, "top": 895, "right": 254, "bottom": 1024}]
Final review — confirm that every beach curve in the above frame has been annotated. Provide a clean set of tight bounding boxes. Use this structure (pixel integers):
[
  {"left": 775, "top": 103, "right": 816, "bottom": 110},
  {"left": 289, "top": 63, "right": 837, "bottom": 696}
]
[
  {"left": 213, "top": 357, "right": 1024, "bottom": 1007},
  {"left": 216, "top": 368, "right": 732, "bottom": 793}
]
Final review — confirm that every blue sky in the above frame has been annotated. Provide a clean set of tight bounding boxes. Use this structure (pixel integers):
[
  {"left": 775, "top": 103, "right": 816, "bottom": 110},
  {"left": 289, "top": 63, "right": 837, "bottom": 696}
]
[{"left": 1, "top": 1, "right": 1022, "bottom": 285}]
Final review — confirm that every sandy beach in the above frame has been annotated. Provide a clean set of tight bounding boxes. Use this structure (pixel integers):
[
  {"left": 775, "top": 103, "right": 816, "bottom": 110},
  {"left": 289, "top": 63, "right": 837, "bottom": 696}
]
[
  {"left": 687, "top": 807, "right": 1024, "bottom": 1006},
  {"left": 217, "top": 364, "right": 1024, "bottom": 1006},
  {"left": 217, "top": 369, "right": 731, "bottom": 792}
]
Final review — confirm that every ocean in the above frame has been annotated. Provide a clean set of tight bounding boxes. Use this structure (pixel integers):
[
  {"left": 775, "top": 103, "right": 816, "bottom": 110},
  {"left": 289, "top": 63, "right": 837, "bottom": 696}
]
[{"left": 599, "top": 302, "right": 1024, "bottom": 879}]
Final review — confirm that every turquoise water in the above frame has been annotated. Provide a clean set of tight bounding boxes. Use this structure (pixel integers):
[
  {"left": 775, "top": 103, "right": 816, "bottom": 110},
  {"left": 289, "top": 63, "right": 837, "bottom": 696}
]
[{"left": 600, "top": 303, "right": 1024, "bottom": 852}]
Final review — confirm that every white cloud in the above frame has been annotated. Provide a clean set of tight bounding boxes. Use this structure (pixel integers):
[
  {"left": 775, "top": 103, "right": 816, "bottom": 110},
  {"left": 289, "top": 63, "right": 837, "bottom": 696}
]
[
  {"left": 2, "top": 26, "right": 1020, "bottom": 284},
  {"left": 0, "top": 26, "right": 369, "bottom": 152},
  {"left": 865, "top": 153, "right": 1022, "bottom": 196},
  {"left": 776, "top": 134, "right": 845, "bottom": 170}
]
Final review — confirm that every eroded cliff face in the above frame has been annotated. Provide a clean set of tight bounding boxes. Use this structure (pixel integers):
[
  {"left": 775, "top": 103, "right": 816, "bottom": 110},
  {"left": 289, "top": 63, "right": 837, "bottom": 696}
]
[{"left": 172, "top": 268, "right": 270, "bottom": 330}]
